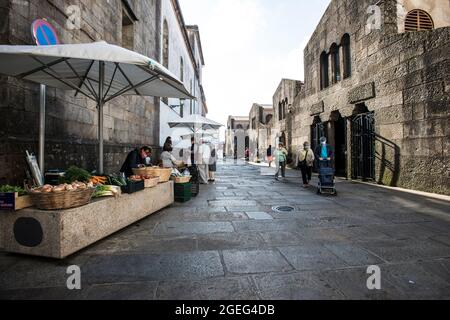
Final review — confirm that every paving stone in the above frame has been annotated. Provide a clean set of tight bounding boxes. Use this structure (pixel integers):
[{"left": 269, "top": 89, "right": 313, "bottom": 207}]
[
  {"left": 380, "top": 262, "right": 450, "bottom": 299},
  {"left": 278, "top": 245, "right": 348, "bottom": 271},
  {"left": 153, "top": 222, "right": 235, "bottom": 236},
  {"left": 259, "top": 231, "right": 305, "bottom": 246},
  {"left": 324, "top": 243, "right": 386, "bottom": 266},
  {"left": 252, "top": 271, "right": 345, "bottom": 300},
  {"left": 0, "top": 286, "right": 88, "bottom": 300},
  {"left": 208, "top": 212, "right": 248, "bottom": 222},
  {"left": 319, "top": 267, "right": 404, "bottom": 300},
  {"left": 82, "top": 252, "right": 224, "bottom": 284},
  {"left": 209, "top": 200, "right": 259, "bottom": 207},
  {"left": 0, "top": 254, "right": 89, "bottom": 290},
  {"left": 246, "top": 212, "right": 274, "bottom": 220},
  {"left": 357, "top": 239, "right": 450, "bottom": 263},
  {"left": 233, "top": 220, "right": 301, "bottom": 233},
  {"left": 222, "top": 250, "right": 292, "bottom": 274},
  {"left": 83, "top": 282, "right": 158, "bottom": 300},
  {"left": 156, "top": 276, "right": 260, "bottom": 300},
  {"left": 197, "top": 233, "right": 264, "bottom": 251}
]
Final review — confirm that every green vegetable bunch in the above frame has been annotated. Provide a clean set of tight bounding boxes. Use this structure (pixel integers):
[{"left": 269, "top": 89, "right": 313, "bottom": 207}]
[
  {"left": 0, "top": 185, "right": 26, "bottom": 196},
  {"left": 63, "top": 166, "right": 92, "bottom": 183}
]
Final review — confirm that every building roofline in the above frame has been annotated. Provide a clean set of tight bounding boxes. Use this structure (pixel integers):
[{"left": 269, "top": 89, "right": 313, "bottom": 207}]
[
  {"left": 186, "top": 25, "right": 205, "bottom": 66},
  {"left": 171, "top": 0, "right": 203, "bottom": 76}
]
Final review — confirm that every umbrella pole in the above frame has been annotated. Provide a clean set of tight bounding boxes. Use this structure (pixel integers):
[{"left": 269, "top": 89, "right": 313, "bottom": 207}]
[
  {"left": 98, "top": 61, "right": 105, "bottom": 175},
  {"left": 39, "top": 84, "right": 46, "bottom": 176}
]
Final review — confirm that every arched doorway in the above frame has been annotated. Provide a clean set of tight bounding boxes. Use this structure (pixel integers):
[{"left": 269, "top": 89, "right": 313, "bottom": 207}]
[
  {"left": 311, "top": 116, "right": 325, "bottom": 154},
  {"left": 234, "top": 136, "right": 238, "bottom": 159},
  {"left": 351, "top": 104, "right": 375, "bottom": 181},
  {"left": 280, "top": 132, "right": 286, "bottom": 146}
]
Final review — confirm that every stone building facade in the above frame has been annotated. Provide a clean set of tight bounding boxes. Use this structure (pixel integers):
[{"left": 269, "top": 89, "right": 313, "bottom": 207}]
[
  {"left": 289, "top": 0, "right": 450, "bottom": 194},
  {"left": 248, "top": 104, "right": 273, "bottom": 162},
  {"left": 225, "top": 116, "right": 249, "bottom": 159},
  {"left": 159, "top": 0, "right": 207, "bottom": 147},
  {"left": 272, "top": 79, "right": 303, "bottom": 162},
  {"left": 0, "top": 0, "right": 203, "bottom": 185}
]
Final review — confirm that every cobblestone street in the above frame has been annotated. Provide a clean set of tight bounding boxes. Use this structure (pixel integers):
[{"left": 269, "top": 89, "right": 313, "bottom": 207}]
[{"left": 1, "top": 161, "right": 449, "bottom": 300}]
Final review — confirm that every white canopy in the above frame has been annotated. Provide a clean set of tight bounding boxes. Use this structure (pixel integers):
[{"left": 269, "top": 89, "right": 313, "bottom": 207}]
[
  {"left": 0, "top": 41, "right": 193, "bottom": 173},
  {"left": 0, "top": 41, "right": 192, "bottom": 101},
  {"left": 168, "top": 114, "right": 223, "bottom": 132}
]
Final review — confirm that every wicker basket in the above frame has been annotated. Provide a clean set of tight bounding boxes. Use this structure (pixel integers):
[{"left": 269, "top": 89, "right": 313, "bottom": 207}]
[
  {"left": 132, "top": 167, "right": 172, "bottom": 183},
  {"left": 30, "top": 188, "right": 95, "bottom": 210},
  {"left": 144, "top": 177, "right": 160, "bottom": 188},
  {"left": 171, "top": 176, "right": 192, "bottom": 184}
]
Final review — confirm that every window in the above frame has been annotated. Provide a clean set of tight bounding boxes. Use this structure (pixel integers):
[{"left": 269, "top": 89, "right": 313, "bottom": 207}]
[
  {"left": 236, "top": 124, "right": 243, "bottom": 130},
  {"left": 122, "top": 10, "right": 134, "bottom": 50},
  {"left": 320, "top": 51, "right": 329, "bottom": 90},
  {"left": 405, "top": 9, "right": 434, "bottom": 32},
  {"left": 231, "top": 119, "right": 235, "bottom": 130},
  {"left": 330, "top": 43, "right": 340, "bottom": 84},
  {"left": 284, "top": 99, "right": 288, "bottom": 119},
  {"left": 266, "top": 114, "right": 273, "bottom": 124},
  {"left": 162, "top": 20, "right": 169, "bottom": 68},
  {"left": 259, "top": 107, "right": 264, "bottom": 124},
  {"left": 252, "top": 117, "right": 257, "bottom": 130},
  {"left": 180, "top": 57, "right": 184, "bottom": 82},
  {"left": 342, "top": 34, "right": 351, "bottom": 79},
  {"left": 278, "top": 103, "right": 282, "bottom": 121}
]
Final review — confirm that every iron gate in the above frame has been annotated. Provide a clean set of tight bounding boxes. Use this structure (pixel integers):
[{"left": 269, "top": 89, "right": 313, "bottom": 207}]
[
  {"left": 351, "top": 112, "right": 375, "bottom": 180},
  {"left": 311, "top": 122, "right": 325, "bottom": 153}
]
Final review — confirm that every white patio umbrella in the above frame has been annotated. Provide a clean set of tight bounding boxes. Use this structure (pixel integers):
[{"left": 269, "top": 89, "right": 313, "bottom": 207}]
[
  {"left": 0, "top": 41, "right": 193, "bottom": 173},
  {"left": 168, "top": 114, "right": 223, "bottom": 132}
]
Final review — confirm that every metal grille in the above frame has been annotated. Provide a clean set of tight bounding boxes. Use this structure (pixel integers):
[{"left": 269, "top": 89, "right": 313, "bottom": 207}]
[
  {"left": 351, "top": 112, "right": 375, "bottom": 181},
  {"left": 405, "top": 10, "right": 434, "bottom": 32}
]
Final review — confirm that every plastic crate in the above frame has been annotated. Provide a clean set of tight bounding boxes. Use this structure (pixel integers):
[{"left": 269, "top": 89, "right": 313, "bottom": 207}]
[
  {"left": 121, "top": 180, "right": 145, "bottom": 194},
  {"left": 191, "top": 182, "right": 200, "bottom": 197},
  {"left": 174, "top": 182, "right": 192, "bottom": 200},
  {"left": 175, "top": 195, "right": 192, "bottom": 203}
]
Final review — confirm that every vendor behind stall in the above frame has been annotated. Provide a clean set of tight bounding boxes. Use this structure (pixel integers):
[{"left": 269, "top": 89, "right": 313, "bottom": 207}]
[
  {"left": 120, "top": 146, "right": 152, "bottom": 177},
  {"left": 161, "top": 144, "right": 183, "bottom": 168}
]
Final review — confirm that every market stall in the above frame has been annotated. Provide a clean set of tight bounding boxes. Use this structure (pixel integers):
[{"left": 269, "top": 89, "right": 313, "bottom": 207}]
[{"left": 0, "top": 41, "right": 193, "bottom": 258}]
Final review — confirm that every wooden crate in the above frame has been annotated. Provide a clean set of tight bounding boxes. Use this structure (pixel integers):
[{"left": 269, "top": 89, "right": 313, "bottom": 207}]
[{"left": 0, "top": 193, "right": 33, "bottom": 211}]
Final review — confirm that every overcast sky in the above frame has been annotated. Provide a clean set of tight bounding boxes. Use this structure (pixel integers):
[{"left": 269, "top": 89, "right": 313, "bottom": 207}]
[{"left": 179, "top": 0, "right": 331, "bottom": 127}]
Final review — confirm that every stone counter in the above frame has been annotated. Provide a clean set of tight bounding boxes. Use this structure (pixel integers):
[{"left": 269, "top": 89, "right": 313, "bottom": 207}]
[{"left": 0, "top": 182, "right": 174, "bottom": 259}]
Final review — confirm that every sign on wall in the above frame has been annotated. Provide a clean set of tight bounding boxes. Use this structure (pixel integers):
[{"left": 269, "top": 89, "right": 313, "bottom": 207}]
[{"left": 31, "top": 19, "right": 60, "bottom": 46}]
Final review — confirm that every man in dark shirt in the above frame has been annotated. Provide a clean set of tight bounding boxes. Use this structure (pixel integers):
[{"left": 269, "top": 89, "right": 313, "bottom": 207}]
[{"left": 120, "top": 146, "right": 152, "bottom": 177}]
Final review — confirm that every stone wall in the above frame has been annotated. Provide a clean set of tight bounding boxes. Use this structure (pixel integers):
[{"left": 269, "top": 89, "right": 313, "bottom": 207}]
[
  {"left": 272, "top": 79, "right": 303, "bottom": 158},
  {"left": 0, "top": 0, "right": 162, "bottom": 184},
  {"left": 291, "top": 0, "right": 449, "bottom": 195}
]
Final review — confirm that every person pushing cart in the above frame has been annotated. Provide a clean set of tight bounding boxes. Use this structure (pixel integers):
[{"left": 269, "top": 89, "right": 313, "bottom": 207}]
[{"left": 314, "top": 137, "right": 337, "bottom": 196}]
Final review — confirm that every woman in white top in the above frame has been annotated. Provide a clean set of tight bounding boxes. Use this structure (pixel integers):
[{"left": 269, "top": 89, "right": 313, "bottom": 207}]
[{"left": 160, "top": 144, "right": 183, "bottom": 168}]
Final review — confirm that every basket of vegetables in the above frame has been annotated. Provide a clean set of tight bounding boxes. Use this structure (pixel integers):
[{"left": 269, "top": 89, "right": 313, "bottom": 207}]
[
  {"left": 29, "top": 182, "right": 95, "bottom": 210},
  {"left": 0, "top": 185, "right": 33, "bottom": 211}
]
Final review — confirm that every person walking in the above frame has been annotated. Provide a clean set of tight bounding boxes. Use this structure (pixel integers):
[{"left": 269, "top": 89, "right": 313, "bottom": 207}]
[
  {"left": 267, "top": 145, "right": 273, "bottom": 167},
  {"left": 209, "top": 145, "right": 217, "bottom": 182},
  {"left": 298, "top": 142, "right": 315, "bottom": 188},
  {"left": 314, "top": 137, "right": 334, "bottom": 168},
  {"left": 275, "top": 143, "right": 288, "bottom": 180}
]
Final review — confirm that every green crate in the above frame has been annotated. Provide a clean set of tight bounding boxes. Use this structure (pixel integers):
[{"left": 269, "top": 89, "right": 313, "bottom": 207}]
[
  {"left": 174, "top": 182, "right": 192, "bottom": 198},
  {"left": 175, "top": 195, "right": 192, "bottom": 203}
]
